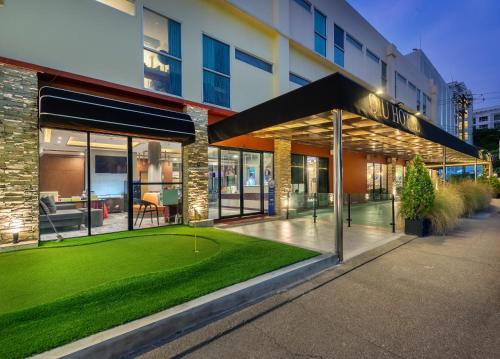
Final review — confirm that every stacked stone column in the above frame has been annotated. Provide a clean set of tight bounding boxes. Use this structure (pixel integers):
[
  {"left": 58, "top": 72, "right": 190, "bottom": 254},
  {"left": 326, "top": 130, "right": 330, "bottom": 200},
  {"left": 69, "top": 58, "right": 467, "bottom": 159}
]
[
  {"left": 182, "top": 105, "right": 209, "bottom": 223},
  {"left": 387, "top": 157, "right": 397, "bottom": 196},
  {"left": 274, "top": 138, "right": 291, "bottom": 216},
  {"left": 0, "top": 64, "right": 39, "bottom": 243}
]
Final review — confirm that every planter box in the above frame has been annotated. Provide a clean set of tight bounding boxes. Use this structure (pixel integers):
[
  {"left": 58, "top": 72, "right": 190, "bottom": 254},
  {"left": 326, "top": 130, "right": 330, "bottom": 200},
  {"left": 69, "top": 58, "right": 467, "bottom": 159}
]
[{"left": 404, "top": 218, "right": 431, "bottom": 237}]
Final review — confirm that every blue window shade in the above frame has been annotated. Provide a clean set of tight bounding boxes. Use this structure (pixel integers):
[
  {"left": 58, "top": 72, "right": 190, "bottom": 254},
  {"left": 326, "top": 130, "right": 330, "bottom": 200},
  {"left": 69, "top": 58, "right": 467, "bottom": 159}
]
[
  {"left": 289, "top": 72, "right": 310, "bottom": 86},
  {"left": 366, "top": 49, "right": 380, "bottom": 63},
  {"left": 314, "top": 10, "right": 326, "bottom": 36},
  {"left": 314, "top": 9, "right": 326, "bottom": 56},
  {"left": 167, "top": 19, "right": 181, "bottom": 58},
  {"left": 315, "top": 35, "right": 326, "bottom": 56},
  {"left": 203, "top": 70, "right": 230, "bottom": 108},
  {"left": 144, "top": 49, "right": 182, "bottom": 96},
  {"left": 293, "top": 0, "right": 311, "bottom": 12},
  {"left": 235, "top": 49, "right": 272, "bottom": 73},
  {"left": 334, "top": 47, "right": 344, "bottom": 67},
  {"left": 334, "top": 25, "right": 344, "bottom": 49},
  {"left": 346, "top": 33, "right": 362, "bottom": 51},
  {"left": 203, "top": 35, "right": 230, "bottom": 75}
]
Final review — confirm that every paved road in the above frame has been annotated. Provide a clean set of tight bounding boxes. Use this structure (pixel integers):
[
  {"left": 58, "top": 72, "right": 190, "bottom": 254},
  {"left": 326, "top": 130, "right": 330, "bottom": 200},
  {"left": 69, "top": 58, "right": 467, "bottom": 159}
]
[{"left": 136, "top": 199, "right": 500, "bottom": 359}]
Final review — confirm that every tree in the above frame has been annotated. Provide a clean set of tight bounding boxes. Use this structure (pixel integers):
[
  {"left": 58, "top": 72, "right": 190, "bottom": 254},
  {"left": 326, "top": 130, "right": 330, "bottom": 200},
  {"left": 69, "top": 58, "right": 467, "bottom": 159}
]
[{"left": 400, "top": 155, "right": 435, "bottom": 220}]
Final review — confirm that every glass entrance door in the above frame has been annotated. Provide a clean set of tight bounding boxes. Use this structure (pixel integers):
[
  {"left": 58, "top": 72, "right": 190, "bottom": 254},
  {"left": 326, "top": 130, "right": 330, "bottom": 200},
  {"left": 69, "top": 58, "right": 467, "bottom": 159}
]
[
  {"left": 243, "top": 151, "right": 262, "bottom": 214},
  {"left": 208, "top": 147, "right": 219, "bottom": 219},
  {"left": 220, "top": 149, "right": 241, "bottom": 217}
]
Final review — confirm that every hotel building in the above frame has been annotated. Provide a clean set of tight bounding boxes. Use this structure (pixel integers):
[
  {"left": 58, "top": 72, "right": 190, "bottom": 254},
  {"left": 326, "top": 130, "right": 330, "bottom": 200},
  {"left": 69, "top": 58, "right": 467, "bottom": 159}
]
[{"left": 0, "top": 0, "right": 486, "bottom": 258}]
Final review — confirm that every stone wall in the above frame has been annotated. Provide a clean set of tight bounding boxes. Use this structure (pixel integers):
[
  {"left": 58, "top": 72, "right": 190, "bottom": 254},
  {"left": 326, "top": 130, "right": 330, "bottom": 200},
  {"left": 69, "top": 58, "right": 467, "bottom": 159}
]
[
  {"left": 182, "top": 105, "right": 208, "bottom": 222},
  {"left": 274, "top": 138, "right": 291, "bottom": 215},
  {"left": 387, "top": 157, "right": 396, "bottom": 196},
  {"left": 0, "top": 64, "right": 39, "bottom": 243}
]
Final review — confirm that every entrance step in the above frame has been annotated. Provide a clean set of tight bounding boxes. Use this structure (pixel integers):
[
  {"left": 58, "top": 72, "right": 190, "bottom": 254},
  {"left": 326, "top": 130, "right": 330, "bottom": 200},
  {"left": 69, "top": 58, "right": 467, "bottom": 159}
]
[{"left": 215, "top": 214, "right": 280, "bottom": 228}]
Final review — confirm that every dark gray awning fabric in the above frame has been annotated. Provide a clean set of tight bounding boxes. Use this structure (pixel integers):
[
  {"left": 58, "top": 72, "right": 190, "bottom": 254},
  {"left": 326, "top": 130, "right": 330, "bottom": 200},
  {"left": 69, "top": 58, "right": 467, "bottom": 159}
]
[
  {"left": 39, "top": 86, "right": 195, "bottom": 143},
  {"left": 208, "top": 73, "right": 479, "bottom": 158}
]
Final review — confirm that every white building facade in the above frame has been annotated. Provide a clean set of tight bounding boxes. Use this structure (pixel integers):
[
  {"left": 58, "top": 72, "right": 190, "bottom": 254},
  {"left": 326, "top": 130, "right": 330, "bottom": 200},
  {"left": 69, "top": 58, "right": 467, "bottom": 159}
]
[
  {"left": 473, "top": 106, "right": 500, "bottom": 130},
  {"left": 0, "top": 0, "right": 464, "bottom": 128}
]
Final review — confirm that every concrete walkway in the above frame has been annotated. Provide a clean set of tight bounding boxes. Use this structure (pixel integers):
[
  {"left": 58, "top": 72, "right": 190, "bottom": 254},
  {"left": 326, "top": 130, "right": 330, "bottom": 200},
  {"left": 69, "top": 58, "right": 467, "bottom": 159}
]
[
  {"left": 224, "top": 211, "right": 402, "bottom": 260},
  {"left": 135, "top": 199, "right": 500, "bottom": 359}
]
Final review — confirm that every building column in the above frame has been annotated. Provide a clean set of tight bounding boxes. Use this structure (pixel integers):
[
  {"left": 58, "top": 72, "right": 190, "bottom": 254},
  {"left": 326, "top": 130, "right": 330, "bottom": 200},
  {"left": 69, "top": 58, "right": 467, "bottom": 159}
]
[
  {"left": 332, "top": 110, "right": 343, "bottom": 262},
  {"left": 182, "top": 105, "right": 208, "bottom": 223},
  {"left": 0, "top": 64, "right": 39, "bottom": 243},
  {"left": 274, "top": 138, "right": 291, "bottom": 216}
]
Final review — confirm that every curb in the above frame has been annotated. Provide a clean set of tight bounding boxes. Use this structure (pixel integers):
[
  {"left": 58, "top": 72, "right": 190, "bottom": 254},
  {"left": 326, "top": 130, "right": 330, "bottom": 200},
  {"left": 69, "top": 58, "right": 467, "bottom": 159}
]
[{"left": 33, "top": 253, "right": 338, "bottom": 359}]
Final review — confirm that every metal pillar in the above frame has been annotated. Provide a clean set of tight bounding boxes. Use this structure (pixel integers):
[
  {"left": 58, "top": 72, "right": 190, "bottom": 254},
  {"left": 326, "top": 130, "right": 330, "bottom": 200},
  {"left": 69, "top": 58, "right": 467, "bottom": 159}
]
[
  {"left": 474, "top": 158, "right": 478, "bottom": 182},
  {"left": 442, "top": 146, "right": 447, "bottom": 183},
  {"left": 332, "top": 109, "right": 343, "bottom": 262}
]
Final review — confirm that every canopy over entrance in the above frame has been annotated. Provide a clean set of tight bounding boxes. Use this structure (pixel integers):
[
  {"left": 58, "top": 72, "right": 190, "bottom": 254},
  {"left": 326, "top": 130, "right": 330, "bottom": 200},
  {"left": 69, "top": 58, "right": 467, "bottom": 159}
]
[{"left": 209, "top": 72, "right": 482, "bottom": 164}]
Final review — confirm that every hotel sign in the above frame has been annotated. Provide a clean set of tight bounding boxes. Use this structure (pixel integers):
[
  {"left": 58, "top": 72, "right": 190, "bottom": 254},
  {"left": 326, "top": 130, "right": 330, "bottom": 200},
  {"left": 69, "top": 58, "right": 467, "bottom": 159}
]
[{"left": 366, "top": 93, "right": 422, "bottom": 136}]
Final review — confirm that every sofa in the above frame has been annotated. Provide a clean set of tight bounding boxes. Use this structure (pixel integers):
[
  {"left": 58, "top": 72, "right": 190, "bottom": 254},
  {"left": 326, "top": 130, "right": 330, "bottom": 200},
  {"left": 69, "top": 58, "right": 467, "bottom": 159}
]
[{"left": 40, "top": 198, "right": 104, "bottom": 232}]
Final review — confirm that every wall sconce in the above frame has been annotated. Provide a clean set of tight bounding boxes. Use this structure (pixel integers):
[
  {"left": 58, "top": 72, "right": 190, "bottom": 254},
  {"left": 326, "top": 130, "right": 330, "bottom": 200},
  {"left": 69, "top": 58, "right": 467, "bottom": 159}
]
[{"left": 10, "top": 219, "right": 22, "bottom": 244}]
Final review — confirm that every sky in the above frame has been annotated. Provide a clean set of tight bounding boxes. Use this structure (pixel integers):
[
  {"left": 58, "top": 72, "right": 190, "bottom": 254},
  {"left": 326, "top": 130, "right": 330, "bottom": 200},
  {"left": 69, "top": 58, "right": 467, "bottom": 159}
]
[{"left": 347, "top": 0, "right": 500, "bottom": 109}]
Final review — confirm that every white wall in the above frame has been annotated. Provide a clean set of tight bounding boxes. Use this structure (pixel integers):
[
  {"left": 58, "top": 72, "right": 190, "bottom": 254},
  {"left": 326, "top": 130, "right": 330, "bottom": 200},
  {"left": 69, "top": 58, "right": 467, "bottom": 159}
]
[{"left": 89, "top": 150, "right": 128, "bottom": 196}]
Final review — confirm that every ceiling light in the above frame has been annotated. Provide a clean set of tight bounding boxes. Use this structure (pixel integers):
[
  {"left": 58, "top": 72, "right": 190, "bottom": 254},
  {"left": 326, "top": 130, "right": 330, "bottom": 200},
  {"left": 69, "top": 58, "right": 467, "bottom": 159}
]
[
  {"left": 375, "top": 89, "right": 384, "bottom": 95},
  {"left": 43, "top": 128, "right": 52, "bottom": 143},
  {"left": 415, "top": 112, "right": 421, "bottom": 116}
]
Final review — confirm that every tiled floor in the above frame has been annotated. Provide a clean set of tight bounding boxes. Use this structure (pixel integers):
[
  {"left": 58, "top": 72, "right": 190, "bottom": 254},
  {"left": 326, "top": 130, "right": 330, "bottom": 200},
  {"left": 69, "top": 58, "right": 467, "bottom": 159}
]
[{"left": 224, "top": 211, "right": 405, "bottom": 260}]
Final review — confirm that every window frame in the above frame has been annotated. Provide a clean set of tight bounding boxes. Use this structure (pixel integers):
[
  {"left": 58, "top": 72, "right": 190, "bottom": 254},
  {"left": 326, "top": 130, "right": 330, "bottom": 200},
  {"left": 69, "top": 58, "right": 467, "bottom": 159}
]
[
  {"left": 366, "top": 48, "right": 380, "bottom": 63},
  {"left": 202, "top": 33, "right": 231, "bottom": 108},
  {"left": 235, "top": 48, "right": 273, "bottom": 73},
  {"left": 293, "top": 0, "right": 312, "bottom": 12},
  {"left": 289, "top": 72, "right": 311, "bottom": 86},
  {"left": 333, "top": 24, "right": 345, "bottom": 67},
  {"left": 345, "top": 32, "right": 362, "bottom": 51},
  {"left": 313, "top": 8, "right": 327, "bottom": 57},
  {"left": 142, "top": 7, "right": 183, "bottom": 97},
  {"left": 381, "top": 60, "right": 387, "bottom": 88}
]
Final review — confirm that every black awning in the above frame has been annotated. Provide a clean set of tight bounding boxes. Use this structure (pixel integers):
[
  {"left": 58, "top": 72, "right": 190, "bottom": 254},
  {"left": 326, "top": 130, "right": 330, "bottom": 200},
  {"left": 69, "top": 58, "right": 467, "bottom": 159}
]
[
  {"left": 39, "top": 86, "right": 195, "bottom": 143},
  {"left": 208, "top": 73, "right": 479, "bottom": 158}
]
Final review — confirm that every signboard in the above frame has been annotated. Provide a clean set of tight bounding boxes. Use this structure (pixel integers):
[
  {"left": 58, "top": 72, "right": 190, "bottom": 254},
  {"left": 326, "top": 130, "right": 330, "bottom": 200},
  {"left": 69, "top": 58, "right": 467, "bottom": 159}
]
[{"left": 268, "top": 179, "right": 275, "bottom": 216}]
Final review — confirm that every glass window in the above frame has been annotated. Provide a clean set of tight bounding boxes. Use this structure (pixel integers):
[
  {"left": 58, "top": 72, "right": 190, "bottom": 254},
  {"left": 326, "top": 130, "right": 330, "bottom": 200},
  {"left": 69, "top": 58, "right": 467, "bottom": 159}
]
[
  {"left": 314, "top": 9, "right": 327, "bottom": 56},
  {"left": 132, "top": 139, "right": 182, "bottom": 228},
  {"left": 366, "top": 49, "right": 380, "bottom": 63},
  {"left": 243, "top": 152, "right": 262, "bottom": 214},
  {"left": 291, "top": 154, "right": 306, "bottom": 193},
  {"left": 39, "top": 129, "right": 89, "bottom": 241},
  {"left": 381, "top": 60, "right": 387, "bottom": 88},
  {"left": 289, "top": 72, "right": 310, "bottom": 86},
  {"left": 293, "top": 0, "right": 311, "bottom": 12},
  {"left": 408, "top": 81, "right": 416, "bottom": 91},
  {"left": 235, "top": 49, "right": 272, "bottom": 73},
  {"left": 220, "top": 150, "right": 240, "bottom": 216},
  {"left": 203, "top": 35, "right": 230, "bottom": 107},
  {"left": 143, "top": 9, "right": 182, "bottom": 96},
  {"left": 89, "top": 133, "right": 128, "bottom": 235},
  {"left": 423, "top": 93, "right": 427, "bottom": 115},
  {"left": 96, "top": 0, "right": 135, "bottom": 15},
  {"left": 318, "top": 157, "right": 329, "bottom": 193},
  {"left": 346, "top": 33, "right": 362, "bottom": 51},
  {"left": 334, "top": 24, "right": 345, "bottom": 67},
  {"left": 416, "top": 88, "right": 421, "bottom": 111}
]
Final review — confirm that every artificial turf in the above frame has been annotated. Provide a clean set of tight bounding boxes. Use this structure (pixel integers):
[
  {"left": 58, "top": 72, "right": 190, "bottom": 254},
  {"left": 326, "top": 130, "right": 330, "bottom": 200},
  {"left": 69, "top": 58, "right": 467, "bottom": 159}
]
[{"left": 0, "top": 226, "right": 319, "bottom": 358}]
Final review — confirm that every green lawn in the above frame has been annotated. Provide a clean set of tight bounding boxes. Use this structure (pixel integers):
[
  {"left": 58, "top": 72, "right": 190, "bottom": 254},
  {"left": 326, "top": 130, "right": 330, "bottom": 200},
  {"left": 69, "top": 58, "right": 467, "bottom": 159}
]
[{"left": 0, "top": 226, "right": 318, "bottom": 359}]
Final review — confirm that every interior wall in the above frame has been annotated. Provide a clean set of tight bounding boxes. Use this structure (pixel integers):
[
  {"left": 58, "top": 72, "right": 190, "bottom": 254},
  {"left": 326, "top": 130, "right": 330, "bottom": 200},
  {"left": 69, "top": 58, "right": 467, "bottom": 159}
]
[
  {"left": 40, "top": 154, "right": 85, "bottom": 198},
  {"left": 342, "top": 151, "right": 368, "bottom": 194},
  {"left": 89, "top": 150, "right": 127, "bottom": 196}
]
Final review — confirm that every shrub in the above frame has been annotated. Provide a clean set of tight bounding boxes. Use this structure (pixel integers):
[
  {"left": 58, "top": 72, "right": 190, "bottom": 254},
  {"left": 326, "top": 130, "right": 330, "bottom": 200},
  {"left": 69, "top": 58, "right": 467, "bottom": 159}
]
[
  {"left": 456, "top": 180, "right": 492, "bottom": 216},
  {"left": 400, "top": 155, "right": 435, "bottom": 220},
  {"left": 488, "top": 176, "right": 500, "bottom": 197},
  {"left": 428, "top": 185, "right": 464, "bottom": 235}
]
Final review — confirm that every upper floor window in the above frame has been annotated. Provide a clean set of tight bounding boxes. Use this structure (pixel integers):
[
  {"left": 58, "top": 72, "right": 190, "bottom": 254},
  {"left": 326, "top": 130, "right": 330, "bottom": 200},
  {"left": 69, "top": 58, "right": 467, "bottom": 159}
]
[
  {"left": 314, "top": 9, "right": 327, "bottom": 56},
  {"left": 143, "top": 8, "right": 181, "bottom": 96},
  {"left": 416, "top": 88, "right": 421, "bottom": 111},
  {"left": 408, "top": 81, "right": 417, "bottom": 91},
  {"left": 366, "top": 49, "right": 380, "bottom": 63},
  {"left": 494, "top": 114, "right": 500, "bottom": 121},
  {"left": 334, "top": 25, "right": 345, "bottom": 67},
  {"left": 289, "top": 72, "right": 311, "bottom": 86},
  {"left": 381, "top": 61, "right": 387, "bottom": 89},
  {"left": 203, "top": 35, "right": 230, "bottom": 108},
  {"left": 346, "top": 33, "right": 362, "bottom": 51},
  {"left": 293, "top": 0, "right": 311, "bottom": 12},
  {"left": 235, "top": 49, "right": 272, "bottom": 73},
  {"left": 96, "top": 0, "right": 135, "bottom": 15},
  {"left": 422, "top": 93, "right": 427, "bottom": 115}
]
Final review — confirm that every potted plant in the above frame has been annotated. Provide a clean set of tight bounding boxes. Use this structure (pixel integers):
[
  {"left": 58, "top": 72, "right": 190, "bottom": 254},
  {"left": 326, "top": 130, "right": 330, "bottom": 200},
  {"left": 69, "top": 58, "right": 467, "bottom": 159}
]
[{"left": 400, "top": 155, "right": 435, "bottom": 236}]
